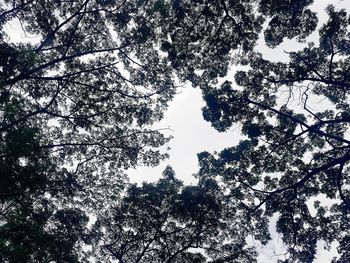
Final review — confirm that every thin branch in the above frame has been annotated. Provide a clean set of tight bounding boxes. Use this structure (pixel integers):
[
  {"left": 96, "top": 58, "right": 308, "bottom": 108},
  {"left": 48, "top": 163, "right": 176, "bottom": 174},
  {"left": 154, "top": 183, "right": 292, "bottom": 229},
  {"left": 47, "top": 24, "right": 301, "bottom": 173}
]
[
  {"left": 252, "top": 153, "right": 350, "bottom": 213},
  {"left": 35, "top": 0, "right": 90, "bottom": 53},
  {"left": 336, "top": 163, "right": 350, "bottom": 210},
  {"left": 246, "top": 97, "right": 350, "bottom": 145},
  {"left": 0, "top": 0, "right": 34, "bottom": 20},
  {"left": 0, "top": 81, "right": 65, "bottom": 132}
]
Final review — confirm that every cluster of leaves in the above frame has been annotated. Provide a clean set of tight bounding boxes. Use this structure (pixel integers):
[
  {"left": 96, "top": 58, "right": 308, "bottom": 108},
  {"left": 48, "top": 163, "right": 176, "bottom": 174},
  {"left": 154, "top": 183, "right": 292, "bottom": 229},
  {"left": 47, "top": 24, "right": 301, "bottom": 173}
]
[{"left": 1, "top": 0, "right": 350, "bottom": 262}]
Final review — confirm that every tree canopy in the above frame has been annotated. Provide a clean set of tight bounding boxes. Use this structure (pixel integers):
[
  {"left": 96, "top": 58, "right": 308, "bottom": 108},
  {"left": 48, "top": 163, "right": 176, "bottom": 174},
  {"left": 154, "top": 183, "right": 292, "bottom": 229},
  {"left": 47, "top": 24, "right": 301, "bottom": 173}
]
[
  {"left": 1, "top": 0, "right": 175, "bottom": 261},
  {"left": 196, "top": 4, "right": 350, "bottom": 262},
  {"left": 1, "top": 0, "right": 349, "bottom": 262}
]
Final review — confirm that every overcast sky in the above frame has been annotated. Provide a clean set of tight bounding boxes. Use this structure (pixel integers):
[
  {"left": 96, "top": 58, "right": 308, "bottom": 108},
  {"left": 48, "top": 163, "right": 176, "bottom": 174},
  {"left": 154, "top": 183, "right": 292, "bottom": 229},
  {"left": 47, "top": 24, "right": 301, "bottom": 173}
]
[
  {"left": 128, "top": 86, "right": 240, "bottom": 185},
  {"left": 4, "top": 1, "right": 348, "bottom": 261},
  {"left": 129, "top": 1, "right": 350, "bottom": 262},
  {"left": 129, "top": 0, "right": 350, "bottom": 182}
]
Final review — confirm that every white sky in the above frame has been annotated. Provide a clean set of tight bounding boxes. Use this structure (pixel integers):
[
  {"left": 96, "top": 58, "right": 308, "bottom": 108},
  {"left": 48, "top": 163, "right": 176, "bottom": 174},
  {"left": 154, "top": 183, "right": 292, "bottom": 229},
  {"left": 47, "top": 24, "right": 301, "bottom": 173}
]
[
  {"left": 129, "top": 0, "right": 350, "bottom": 184},
  {"left": 128, "top": 86, "right": 240, "bottom": 185},
  {"left": 129, "top": 1, "right": 350, "bottom": 262},
  {"left": 3, "top": 0, "right": 349, "bottom": 261}
]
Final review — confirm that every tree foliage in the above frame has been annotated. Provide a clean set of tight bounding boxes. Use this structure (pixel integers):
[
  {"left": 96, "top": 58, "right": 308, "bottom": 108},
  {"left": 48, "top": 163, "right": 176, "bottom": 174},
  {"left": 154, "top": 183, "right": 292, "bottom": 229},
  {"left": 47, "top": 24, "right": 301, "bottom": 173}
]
[
  {"left": 1, "top": 0, "right": 349, "bottom": 262},
  {"left": 196, "top": 5, "right": 350, "bottom": 262},
  {"left": 1, "top": 0, "right": 175, "bottom": 261},
  {"left": 96, "top": 166, "right": 260, "bottom": 263}
]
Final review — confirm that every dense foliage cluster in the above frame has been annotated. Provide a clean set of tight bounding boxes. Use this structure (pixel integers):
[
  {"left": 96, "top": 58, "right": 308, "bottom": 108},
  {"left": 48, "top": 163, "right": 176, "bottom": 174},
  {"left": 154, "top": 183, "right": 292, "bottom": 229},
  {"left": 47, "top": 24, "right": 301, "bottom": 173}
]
[{"left": 0, "top": 0, "right": 349, "bottom": 262}]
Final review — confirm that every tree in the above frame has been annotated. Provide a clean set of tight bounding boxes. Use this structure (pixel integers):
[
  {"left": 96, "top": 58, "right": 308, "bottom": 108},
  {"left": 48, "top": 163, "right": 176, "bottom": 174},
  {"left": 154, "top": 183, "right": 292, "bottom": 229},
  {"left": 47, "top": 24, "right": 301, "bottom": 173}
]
[
  {"left": 148, "top": 0, "right": 318, "bottom": 85},
  {"left": 96, "top": 166, "right": 260, "bottom": 263},
  {"left": 0, "top": 0, "right": 176, "bottom": 183},
  {"left": 145, "top": 1, "right": 346, "bottom": 261},
  {"left": 1, "top": 0, "right": 350, "bottom": 262},
  {"left": 193, "top": 4, "right": 350, "bottom": 263},
  {"left": 1, "top": 0, "right": 175, "bottom": 261},
  {"left": 0, "top": 117, "right": 90, "bottom": 262},
  {"left": 121, "top": 0, "right": 348, "bottom": 262}
]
